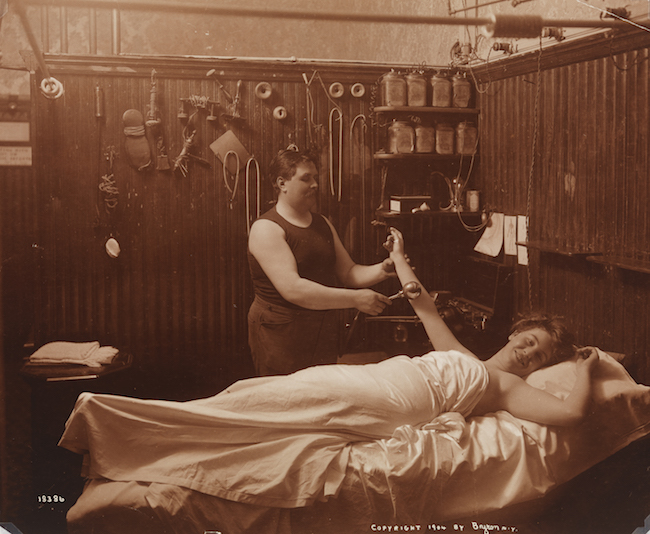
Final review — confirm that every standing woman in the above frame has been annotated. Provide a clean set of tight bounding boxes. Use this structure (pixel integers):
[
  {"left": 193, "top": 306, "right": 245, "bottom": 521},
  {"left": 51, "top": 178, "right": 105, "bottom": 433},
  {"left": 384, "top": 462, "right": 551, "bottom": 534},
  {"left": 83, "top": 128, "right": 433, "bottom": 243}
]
[{"left": 247, "top": 148, "right": 394, "bottom": 376}]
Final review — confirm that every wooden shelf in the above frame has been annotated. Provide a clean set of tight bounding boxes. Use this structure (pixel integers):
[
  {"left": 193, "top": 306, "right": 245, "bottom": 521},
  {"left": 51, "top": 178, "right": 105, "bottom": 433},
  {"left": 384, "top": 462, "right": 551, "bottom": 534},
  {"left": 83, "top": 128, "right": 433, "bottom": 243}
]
[
  {"left": 586, "top": 255, "right": 650, "bottom": 275},
  {"left": 516, "top": 242, "right": 650, "bottom": 273},
  {"left": 466, "top": 254, "right": 514, "bottom": 267},
  {"left": 20, "top": 352, "right": 133, "bottom": 382},
  {"left": 516, "top": 241, "right": 602, "bottom": 258},
  {"left": 374, "top": 152, "right": 477, "bottom": 160},
  {"left": 374, "top": 106, "right": 479, "bottom": 115},
  {"left": 377, "top": 209, "right": 481, "bottom": 218},
  {"left": 365, "top": 315, "right": 421, "bottom": 324}
]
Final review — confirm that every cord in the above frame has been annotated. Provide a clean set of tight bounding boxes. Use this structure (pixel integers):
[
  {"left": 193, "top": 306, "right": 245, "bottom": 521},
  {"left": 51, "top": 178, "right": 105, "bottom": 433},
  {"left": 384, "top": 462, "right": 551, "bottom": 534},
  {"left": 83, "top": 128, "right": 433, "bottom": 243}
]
[
  {"left": 245, "top": 157, "right": 261, "bottom": 235},
  {"left": 350, "top": 114, "right": 367, "bottom": 249},
  {"left": 328, "top": 107, "right": 343, "bottom": 200},
  {"left": 608, "top": 35, "right": 648, "bottom": 71},
  {"left": 525, "top": 36, "right": 543, "bottom": 311},
  {"left": 223, "top": 150, "right": 240, "bottom": 209}
]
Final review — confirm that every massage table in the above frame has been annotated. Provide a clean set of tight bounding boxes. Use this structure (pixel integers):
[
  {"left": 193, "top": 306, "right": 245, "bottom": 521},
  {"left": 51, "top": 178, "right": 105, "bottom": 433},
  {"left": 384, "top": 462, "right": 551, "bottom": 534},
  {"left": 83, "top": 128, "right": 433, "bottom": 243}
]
[{"left": 62, "top": 349, "right": 650, "bottom": 534}]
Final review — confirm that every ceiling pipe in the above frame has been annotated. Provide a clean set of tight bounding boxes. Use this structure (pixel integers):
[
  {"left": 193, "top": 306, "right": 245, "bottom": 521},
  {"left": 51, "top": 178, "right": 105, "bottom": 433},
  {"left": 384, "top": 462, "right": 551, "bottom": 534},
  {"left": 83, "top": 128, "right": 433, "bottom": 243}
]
[
  {"left": 449, "top": 0, "right": 535, "bottom": 16},
  {"left": 18, "top": 0, "right": 642, "bottom": 35}
]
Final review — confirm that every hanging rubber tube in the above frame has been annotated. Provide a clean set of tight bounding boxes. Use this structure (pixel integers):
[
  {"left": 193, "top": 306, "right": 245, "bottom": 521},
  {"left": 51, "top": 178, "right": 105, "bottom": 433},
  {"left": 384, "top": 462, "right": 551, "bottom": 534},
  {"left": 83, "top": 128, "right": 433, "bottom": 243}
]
[
  {"left": 350, "top": 113, "right": 367, "bottom": 251},
  {"left": 223, "top": 150, "right": 240, "bottom": 209},
  {"left": 328, "top": 107, "right": 343, "bottom": 201},
  {"left": 245, "top": 157, "right": 261, "bottom": 235}
]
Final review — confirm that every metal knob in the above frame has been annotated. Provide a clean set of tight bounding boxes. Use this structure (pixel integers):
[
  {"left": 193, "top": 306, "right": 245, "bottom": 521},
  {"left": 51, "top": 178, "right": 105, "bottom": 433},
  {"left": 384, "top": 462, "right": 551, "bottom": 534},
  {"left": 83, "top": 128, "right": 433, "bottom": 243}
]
[{"left": 388, "top": 281, "right": 421, "bottom": 301}]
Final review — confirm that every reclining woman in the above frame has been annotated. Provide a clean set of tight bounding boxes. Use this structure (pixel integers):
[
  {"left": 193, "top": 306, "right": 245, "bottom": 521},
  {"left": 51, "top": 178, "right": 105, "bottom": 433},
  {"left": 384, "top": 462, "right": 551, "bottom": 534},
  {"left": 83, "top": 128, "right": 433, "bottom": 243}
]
[
  {"left": 59, "top": 228, "right": 598, "bottom": 509},
  {"left": 384, "top": 225, "right": 598, "bottom": 427}
]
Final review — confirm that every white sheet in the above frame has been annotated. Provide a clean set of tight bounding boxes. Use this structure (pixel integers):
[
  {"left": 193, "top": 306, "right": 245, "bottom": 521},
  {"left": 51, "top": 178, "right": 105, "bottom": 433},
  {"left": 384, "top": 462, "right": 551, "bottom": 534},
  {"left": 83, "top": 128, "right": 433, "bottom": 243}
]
[{"left": 59, "top": 351, "right": 487, "bottom": 508}]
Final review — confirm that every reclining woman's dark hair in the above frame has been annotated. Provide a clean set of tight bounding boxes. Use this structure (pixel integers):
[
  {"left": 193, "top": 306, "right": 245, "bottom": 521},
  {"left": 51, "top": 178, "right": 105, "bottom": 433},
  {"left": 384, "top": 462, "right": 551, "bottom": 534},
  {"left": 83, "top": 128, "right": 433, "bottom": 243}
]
[
  {"left": 268, "top": 148, "right": 319, "bottom": 192},
  {"left": 511, "top": 312, "right": 576, "bottom": 363}
]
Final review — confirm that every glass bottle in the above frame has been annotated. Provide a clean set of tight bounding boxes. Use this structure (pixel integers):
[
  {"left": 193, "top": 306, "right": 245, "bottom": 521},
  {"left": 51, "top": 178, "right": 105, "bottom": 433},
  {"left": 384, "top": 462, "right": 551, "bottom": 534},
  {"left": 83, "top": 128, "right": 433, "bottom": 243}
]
[
  {"left": 380, "top": 71, "right": 407, "bottom": 107},
  {"left": 387, "top": 120, "right": 415, "bottom": 154}
]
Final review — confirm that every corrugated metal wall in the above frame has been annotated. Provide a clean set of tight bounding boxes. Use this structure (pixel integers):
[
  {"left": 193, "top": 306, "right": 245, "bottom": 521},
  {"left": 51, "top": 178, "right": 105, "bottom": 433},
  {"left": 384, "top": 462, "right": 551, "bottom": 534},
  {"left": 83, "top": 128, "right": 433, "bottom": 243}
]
[
  {"left": 475, "top": 30, "right": 650, "bottom": 383},
  {"left": 27, "top": 57, "right": 389, "bottom": 393},
  {"left": 8, "top": 29, "right": 650, "bottom": 391}
]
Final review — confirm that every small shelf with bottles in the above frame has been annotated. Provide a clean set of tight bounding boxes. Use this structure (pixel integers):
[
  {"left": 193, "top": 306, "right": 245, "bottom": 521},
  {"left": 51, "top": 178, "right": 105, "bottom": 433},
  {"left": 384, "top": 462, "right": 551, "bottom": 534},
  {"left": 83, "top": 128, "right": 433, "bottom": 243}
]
[
  {"left": 371, "top": 69, "right": 482, "bottom": 226},
  {"left": 374, "top": 69, "right": 480, "bottom": 159}
]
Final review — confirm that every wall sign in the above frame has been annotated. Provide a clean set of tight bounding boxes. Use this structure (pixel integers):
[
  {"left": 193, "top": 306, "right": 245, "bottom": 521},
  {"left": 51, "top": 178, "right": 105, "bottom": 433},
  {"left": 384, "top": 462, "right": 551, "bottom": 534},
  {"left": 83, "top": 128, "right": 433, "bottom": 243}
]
[
  {"left": 0, "top": 121, "right": 30, "bottom": 142},
  {"left": 0, "top": 146, "right": 32, "bottom": 166}
]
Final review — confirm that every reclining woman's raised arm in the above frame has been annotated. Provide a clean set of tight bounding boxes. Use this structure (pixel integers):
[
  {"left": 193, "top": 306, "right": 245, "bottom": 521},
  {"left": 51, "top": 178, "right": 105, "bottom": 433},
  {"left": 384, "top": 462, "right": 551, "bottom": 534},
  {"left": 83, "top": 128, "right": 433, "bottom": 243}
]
[
  {"left": 384, "top": 227, "right": 475, "bottom": 357},
  {"left": 490, "top": 348, "right": 599, "bottom": 426}
]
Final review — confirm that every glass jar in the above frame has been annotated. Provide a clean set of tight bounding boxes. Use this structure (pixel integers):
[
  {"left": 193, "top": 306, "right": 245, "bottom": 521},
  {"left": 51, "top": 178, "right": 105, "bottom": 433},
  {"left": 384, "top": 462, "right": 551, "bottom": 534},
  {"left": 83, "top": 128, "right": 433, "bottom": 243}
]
[
  {"left": 430, "top": 72, "right": 452, "bottom": 108},
  {"left": 387, "top": 120, "right": 415, "bottom": 154},
  {"left": 456, "top": 121, "right": 478, "bottom": 155},
  {"left": 466, "top": 190, "right": 480, "bottom": 212},
  {"left": 452, "top": 73, "right": 472, "bottom": 108},
  {"left": 380, "top": 71, "right": 407, "bottom": 107},
  {"left": 405, "top": 72, "right": 427, "bottom": 107},
  {"left": 414, "top": 123, "right": 436, "bottom": 153},
  {"left": 435, "top": 123, "right": 455, "bottom": 154}
]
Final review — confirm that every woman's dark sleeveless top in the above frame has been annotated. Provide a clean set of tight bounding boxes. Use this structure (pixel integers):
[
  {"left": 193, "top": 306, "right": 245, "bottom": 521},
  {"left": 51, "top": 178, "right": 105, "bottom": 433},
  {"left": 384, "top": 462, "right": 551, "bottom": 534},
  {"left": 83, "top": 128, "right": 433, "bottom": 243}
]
[{"left": 248, "top": 206, "right": 337, "bottom": 309}]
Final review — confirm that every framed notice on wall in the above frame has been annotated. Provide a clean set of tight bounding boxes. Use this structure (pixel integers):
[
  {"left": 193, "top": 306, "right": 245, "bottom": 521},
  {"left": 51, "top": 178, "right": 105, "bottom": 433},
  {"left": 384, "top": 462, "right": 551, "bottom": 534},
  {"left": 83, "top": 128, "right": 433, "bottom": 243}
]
[
  {"left": 0, "top": 145, "right": 32, "bottom": 166},
  {"left": 0, "top": 106, "right": 32, "bottom": 166}
]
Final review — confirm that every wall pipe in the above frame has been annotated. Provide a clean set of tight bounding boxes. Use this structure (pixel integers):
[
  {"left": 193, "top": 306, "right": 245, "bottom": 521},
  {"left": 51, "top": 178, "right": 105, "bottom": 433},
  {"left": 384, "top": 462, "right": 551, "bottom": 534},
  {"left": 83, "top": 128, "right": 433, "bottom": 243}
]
[
  {"left": 14, "top": 0, "right": 53, "bottom": 79},
  {"left": 60, "top": 6, "right": 68, "bottom": 53},
  {"left": 89, "top": 6, "right": 96, "bottom": 54},
  {"left": 13, "top": 0, "right": 65, "bottom": 98},
  {"left": 40, "top": 5, "right": 49, "bottom": 53},
  {"left": 111, "top": 7, "right": 120, "bottom": 55},
  {"left": 19, "top": 0, "right": 640, "bottom": 33}
]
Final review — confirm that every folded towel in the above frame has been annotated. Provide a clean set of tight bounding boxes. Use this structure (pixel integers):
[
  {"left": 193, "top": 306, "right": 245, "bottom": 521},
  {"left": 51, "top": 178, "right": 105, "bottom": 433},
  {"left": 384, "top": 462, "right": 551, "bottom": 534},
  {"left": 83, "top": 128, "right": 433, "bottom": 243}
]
[{"left": 29, "top": 341, "right": 119, "bottom": 367}]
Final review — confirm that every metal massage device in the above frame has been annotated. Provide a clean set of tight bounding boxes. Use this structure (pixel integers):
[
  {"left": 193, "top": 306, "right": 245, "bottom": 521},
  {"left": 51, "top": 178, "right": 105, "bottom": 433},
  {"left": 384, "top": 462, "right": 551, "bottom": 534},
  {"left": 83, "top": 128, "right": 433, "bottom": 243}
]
[
  {"left": 344, "top": 281, "right": 422, "bottom": 350},
  {"left": 387, "top": 281, "right": 421, "bottom": 301}
]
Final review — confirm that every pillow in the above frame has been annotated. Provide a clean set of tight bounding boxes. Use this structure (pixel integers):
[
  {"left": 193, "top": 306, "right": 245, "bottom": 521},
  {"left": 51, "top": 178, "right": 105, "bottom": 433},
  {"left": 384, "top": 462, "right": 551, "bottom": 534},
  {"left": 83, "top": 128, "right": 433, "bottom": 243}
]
[{"left": 525, "top": 348, "right": 650, "bottom": 482}]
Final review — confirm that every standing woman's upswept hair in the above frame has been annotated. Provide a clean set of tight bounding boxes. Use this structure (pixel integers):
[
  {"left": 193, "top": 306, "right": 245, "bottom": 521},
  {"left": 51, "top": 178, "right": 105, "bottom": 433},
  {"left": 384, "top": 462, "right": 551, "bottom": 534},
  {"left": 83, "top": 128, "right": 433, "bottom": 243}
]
[
  {"left": 268, "top": 148, "right": 319, "bottom": 193},
  {"left": 510, "top": 312, "right": 576, "bottom": 364}
]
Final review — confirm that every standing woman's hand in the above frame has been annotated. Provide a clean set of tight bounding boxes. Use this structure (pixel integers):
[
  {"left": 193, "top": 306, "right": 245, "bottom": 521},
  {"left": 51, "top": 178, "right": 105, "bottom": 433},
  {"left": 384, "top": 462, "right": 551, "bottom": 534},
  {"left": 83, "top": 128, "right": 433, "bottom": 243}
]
[
  {"left": 380, "top": 257, "right": 398, "bottom": 277},
  {"left": 353, "top": 289, "right": 391, "bottom": 315}
]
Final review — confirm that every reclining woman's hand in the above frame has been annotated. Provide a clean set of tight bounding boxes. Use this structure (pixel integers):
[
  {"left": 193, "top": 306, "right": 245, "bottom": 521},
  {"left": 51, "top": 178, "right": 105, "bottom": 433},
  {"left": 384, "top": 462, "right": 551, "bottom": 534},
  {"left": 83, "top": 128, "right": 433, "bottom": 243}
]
[
  {"left": 383, "top": 227, "right": 406, "bottom": 257},
  {"left": 576, "top": 346, "right": 599, "bottom": 375}
]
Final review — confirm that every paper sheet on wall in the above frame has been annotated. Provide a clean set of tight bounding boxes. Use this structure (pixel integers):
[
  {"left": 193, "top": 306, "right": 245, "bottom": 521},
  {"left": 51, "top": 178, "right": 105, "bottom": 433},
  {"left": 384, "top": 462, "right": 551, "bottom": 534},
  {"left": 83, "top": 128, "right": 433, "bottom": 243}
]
[
  {"left": 517, "top": 215, "right": 528, "bottom": 265},
  {"left": 504, "top": 216, "right": 517, "bottom": 255},
  {"left": 474, "top": 212, "right": 504, "bottom": 257}
]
